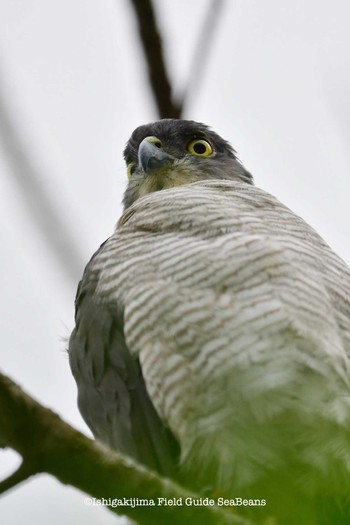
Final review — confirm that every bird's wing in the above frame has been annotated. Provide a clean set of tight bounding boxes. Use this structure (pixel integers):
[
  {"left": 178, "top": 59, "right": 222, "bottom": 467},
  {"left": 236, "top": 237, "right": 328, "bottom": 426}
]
[{"left": 68, "top": 260, "right": 179, "bottom": 476}]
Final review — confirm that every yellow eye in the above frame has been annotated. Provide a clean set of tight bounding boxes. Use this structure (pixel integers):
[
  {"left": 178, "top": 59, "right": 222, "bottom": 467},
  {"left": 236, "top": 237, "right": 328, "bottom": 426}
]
[
  {"left": 127, "top": 163, "right": 136, "bottom": 179},
  {"left": 187, "top": 139, "right": 213, "bottom": 157}
]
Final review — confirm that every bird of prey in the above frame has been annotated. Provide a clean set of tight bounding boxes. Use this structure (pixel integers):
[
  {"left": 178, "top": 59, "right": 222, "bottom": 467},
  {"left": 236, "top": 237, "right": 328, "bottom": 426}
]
[{"left": 69, "top": 119, "right": 350, "bottom": 524}]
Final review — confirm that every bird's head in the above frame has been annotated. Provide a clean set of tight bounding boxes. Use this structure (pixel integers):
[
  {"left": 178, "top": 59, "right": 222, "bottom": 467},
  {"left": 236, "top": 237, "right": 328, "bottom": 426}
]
[{"left": 123, "top": 119, "right": 253, "bottom": 209}]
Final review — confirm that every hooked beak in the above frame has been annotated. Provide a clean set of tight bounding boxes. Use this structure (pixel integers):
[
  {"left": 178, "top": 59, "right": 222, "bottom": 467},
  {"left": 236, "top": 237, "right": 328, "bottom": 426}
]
[{"left": 138, "top": 137, "right": 175, "bottom": 174}]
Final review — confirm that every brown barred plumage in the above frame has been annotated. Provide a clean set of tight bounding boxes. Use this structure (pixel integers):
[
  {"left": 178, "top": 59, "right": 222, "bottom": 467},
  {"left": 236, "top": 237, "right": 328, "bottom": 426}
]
[{"left": 69, "top": 120, "right": 350, "bottom": 524}]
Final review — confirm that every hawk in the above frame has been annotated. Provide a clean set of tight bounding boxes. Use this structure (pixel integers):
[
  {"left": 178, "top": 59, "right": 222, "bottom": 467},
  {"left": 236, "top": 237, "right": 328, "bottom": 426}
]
[{"left": 69, "top": 119, "right": 350, "bottom": 524}]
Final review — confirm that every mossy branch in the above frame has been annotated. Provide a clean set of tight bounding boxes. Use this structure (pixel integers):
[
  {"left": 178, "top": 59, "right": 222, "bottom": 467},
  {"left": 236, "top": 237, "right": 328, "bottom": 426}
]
[{"left": 0, "top": 370, "right": 251, "bottom": 525}]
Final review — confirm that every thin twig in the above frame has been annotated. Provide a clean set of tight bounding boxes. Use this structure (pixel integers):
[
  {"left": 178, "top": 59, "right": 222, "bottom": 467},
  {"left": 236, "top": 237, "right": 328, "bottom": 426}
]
[
  {"left": 180, "top": 0, "right": 226, "bottom": 113},
  {"left": 0, "top": 461, "right": 36, "bottom": 495},
  {"left": 128, "top": 0, "right": 182, "bottom": 118},
  {"left": 0, "top": 70, "right": 84, "bottom": 284}
]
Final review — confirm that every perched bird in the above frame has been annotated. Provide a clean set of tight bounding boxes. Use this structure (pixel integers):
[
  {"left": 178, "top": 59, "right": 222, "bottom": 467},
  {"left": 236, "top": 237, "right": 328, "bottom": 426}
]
[{"left": 69, "top": 119, "right": 350, "bottom": 524}]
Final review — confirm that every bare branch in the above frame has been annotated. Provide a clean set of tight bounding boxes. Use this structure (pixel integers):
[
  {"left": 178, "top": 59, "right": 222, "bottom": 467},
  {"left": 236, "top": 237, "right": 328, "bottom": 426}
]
[
  {"left": 128, "top": 0, "right": 182, "bottom": 119},
  {"left": 181, "top": 0, "right": 226, "bottom": 112},
  {"left": 0, "top": 370, "right": 251, "bottom": 525},
  {"left": 0, "top": 72, "right": 84, "bottom": 284}
]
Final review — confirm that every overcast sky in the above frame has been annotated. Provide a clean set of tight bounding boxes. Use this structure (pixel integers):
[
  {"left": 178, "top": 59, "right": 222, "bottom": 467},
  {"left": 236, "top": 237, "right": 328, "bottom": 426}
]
[{"left": 1, "top": 1, "right": 350, "bottom": 524}]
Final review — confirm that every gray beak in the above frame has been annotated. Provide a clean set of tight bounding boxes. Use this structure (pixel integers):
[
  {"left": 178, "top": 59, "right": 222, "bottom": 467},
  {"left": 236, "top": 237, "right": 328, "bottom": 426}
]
[{"left": 138, "top": 138, "right": 174, "bottom": 174}]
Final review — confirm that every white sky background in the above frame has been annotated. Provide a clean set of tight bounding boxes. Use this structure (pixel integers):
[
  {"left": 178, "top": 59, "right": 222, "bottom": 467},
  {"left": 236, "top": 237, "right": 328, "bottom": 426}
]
[{"left": 0, "top": 0, "right": 349, "bottom": 523}]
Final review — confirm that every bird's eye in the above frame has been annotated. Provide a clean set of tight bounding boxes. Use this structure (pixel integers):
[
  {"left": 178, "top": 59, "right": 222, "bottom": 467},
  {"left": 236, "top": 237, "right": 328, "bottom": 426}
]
[
  {"left": 187, "top": 139, "right": 213, "bottom": 157},
  {"left": 127, "top": 163, "right": 136, "bottom": 179}
]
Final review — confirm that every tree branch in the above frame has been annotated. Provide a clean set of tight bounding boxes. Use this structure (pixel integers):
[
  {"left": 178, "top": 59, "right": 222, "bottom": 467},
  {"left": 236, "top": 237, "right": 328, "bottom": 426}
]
[
  {"left": 181, "top": 0, "right": 226, "bottom": 112},
  {"left": 0, "top": 370, "right": 251, "bottom": 525},
  {"left": 128, "top": 0, "right": 182, "bottom": 119},
  {"left": 0, "top": 70, "right": 84, "bottom": 284},
  {"left": 0, "top": 461, "right": 34, "bottom": 495}
]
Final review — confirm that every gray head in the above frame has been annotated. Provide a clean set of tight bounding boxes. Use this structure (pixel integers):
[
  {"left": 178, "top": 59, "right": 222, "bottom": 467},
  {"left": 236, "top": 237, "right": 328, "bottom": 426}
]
[{"left": 123, "top": 119, "right": 253, "bottom": 209}]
